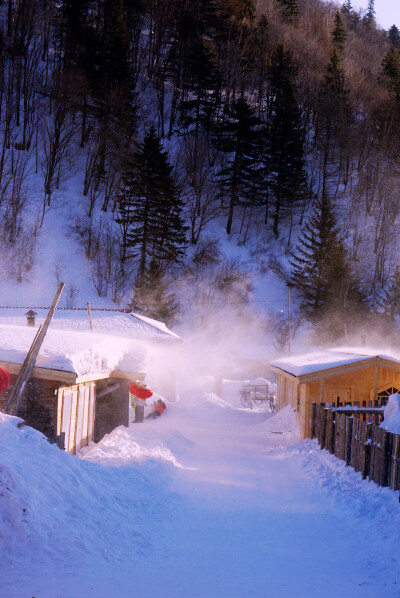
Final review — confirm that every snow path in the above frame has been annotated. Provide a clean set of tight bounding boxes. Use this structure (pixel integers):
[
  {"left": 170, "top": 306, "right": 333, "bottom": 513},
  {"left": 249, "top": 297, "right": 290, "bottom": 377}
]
[{"left": 1, "top": 398, "right": 400, "bottom": 597}]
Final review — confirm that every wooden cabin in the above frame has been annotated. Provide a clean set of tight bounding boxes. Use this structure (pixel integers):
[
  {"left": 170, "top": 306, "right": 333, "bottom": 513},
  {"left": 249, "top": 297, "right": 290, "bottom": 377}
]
[
  {"left": 269, "top": 348, "right": 400, "bottom": 439},
  {"left": 0, "top": 309, "right": 182, "bottom": 453},
  {"left": 0, "top": 366, "right": 134, "bottom": 454}
]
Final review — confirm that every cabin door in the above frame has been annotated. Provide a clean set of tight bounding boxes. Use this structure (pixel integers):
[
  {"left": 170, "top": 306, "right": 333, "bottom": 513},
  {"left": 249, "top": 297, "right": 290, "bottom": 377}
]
[{"left": 58, "top": 383, "right": 96, "bottom": 454}]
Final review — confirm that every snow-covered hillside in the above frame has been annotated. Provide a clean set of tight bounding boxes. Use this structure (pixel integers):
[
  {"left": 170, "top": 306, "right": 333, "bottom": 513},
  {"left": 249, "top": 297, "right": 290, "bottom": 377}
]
[{"left": 1, "top": 384, "right": 400, "bottom": 598}]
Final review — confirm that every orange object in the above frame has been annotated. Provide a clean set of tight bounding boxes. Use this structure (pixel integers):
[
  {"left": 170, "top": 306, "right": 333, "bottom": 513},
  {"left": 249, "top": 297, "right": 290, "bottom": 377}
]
[
  {"left": 0, "top": 367, "right": 11, "bottom": 393},
  {"left": 129, "top": 381, "right": 153, "bottom": 401}
]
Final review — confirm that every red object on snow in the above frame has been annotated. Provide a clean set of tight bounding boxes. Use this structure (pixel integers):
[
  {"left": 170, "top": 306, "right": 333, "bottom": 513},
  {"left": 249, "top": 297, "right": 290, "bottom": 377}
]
[
  {"left": 129, "top": 381, "right": 153, "bottom": 400},
  {"left": 153, "top": 400, "right": 166, "bottom": 415},
  {"left": 0, "top": 367, "right": 11, "bottom": 393}
]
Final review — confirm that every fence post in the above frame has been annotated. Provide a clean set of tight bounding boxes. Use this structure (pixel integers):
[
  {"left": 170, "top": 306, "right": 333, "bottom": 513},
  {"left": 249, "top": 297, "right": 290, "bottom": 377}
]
[
  {"left": 381, "top": 430, "right": 390, "bottom": 487},
  {"left": 310, "top": 402, "right": 316, "bottom": 439},
  {"left": 362, "top": 423, "right": 372, "bottom": 480},
  {"left": 320, "top": 408, "right": 328, "bottom": 450},
  {"left": 345, "top": 416, "right": 353, "bottom": 466},
  {"left": 326, "top": 409, "right": 335, "bottom": 454},
  {"left": 390, "top": 434, "right": 400, "bottom": 491}
]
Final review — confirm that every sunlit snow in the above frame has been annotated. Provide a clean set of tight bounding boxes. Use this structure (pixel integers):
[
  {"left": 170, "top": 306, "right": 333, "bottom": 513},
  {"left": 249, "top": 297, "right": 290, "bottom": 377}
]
[{"left": 1, "top": 383, "right": 399, "bottom": 598}]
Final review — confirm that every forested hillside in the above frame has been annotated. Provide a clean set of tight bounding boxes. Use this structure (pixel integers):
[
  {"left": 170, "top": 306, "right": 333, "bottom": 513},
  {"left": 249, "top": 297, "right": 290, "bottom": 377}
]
[{"left": 1, "top": 0, "right": 400, "bottom": 347}]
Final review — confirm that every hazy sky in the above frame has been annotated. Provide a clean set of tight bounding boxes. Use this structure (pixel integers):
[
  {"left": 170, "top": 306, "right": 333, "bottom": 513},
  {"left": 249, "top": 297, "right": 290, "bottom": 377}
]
[{"left": 351, "top": 1, "right": 400, "bottom": 29}]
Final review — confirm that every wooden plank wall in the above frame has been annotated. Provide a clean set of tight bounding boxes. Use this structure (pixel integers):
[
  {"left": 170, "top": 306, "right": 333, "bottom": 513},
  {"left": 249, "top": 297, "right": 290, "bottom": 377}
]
[
  {"left": 57, "top": 382, "right": 96, "bottom": 454},
  {"left": 311, "top": 404, "right": 400, "bottom": 492}
]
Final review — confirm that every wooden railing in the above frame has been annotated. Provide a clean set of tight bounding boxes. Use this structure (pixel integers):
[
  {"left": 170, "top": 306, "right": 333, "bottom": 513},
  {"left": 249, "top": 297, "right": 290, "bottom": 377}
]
[{"left": 310, "top": 403, "right": 400, "bottom": 492}]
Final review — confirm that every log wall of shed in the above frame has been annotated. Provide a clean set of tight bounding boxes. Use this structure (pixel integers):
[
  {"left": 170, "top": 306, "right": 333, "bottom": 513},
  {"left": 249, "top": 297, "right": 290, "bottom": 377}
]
[
  {"left": 277, "top": 366, "right": 400, "bottom": 439},
  {"left": 0, "top": 374, "right": 59, "bottom": 441},
  {"left": 94, "top": 378, "right": 130, "bottom": 443}
]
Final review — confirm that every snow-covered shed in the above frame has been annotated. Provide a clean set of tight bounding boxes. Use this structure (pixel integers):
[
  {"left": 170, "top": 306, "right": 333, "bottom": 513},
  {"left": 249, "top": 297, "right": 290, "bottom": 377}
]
[
  {"left": 0, "top": 309, "right": 182, "bottom": 453},
  {"left": 269, "top": 348, "right": 400, "bottom": 439}
]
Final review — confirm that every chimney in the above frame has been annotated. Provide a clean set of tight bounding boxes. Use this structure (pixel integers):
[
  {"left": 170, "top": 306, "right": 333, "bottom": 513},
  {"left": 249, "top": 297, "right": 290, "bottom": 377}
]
[
  {"left": 361, "top": 333, "right": 367, "bottom": 348},
  {"left": 25, "top": 310, "right": 37, "bottom": 327}
]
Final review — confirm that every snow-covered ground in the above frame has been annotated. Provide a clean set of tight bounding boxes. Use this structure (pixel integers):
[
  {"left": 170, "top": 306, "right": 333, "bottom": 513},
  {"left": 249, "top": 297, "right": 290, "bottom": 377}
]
[{"left": 1, "top": 382, "right": 400, "bottom": 598}]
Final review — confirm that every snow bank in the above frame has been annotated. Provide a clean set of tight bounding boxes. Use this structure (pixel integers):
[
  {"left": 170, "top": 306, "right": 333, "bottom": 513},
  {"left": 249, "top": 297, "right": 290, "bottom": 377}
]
[
  {"left": 2, "top": 388, "right": 400, "bottom": 597},
  {"left": 380, "top": 393, "right": 400, "bottom": 434},
  {"left": 0, "top": 410, "right": 172, "bottom": 579}
]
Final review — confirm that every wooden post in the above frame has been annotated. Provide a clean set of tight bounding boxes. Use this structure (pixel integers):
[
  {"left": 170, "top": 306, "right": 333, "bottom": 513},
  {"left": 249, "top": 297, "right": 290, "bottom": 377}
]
[
  {"left": 326, "top": 409, "right": 335, "bottom": 454},
  {"left": 373, "top": 363, "right": 378, "bottom": 404},
  {"left": 381, "top": 430, "right": 390, "bottom": 487},
  {"left": 5, "top": 283, "right": 65, "bottom": 415},
  {"left": 320, "top": 408, "right": 328, "bottom": 450},
  {"left": 334, "top": 412, "right": 346, "bottom": 461},
  {"left": 310, "top": 402, "right": 316, "bottom": 439},
  {"left": 362, "top": 423, "right": 372, "bottom": 480},
  {"left": 345, "top": 416, "right": 353, "bottom": 466},
  {"left": 87, "top": 302, "right": 93, "bottom": 331},
  {"left": 390, "top": 434, "right": 400, "bottom": 491}
]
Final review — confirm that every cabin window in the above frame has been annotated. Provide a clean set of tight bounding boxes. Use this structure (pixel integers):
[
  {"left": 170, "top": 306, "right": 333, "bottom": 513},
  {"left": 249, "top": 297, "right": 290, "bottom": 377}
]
[{"left": 377, "top": 386, "right": 399, "bottom": 407}]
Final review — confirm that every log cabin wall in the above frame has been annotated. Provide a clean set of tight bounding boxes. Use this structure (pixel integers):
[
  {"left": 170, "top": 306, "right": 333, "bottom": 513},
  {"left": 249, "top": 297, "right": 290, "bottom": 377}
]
[
  {"left": 277, "top": 365, "right": 400, "bottom": 440},
  {"left": 0, "top": 373, "right": 131, "bottom": 454},
  {"left": 94, "top": 378, "right": 130, "bottom": 443},
  {"left": 276, "top": 374, "right": 298, "bottom": 411},
  {"left": 0, "top": 374, "right": 59, "bottom": 441}
]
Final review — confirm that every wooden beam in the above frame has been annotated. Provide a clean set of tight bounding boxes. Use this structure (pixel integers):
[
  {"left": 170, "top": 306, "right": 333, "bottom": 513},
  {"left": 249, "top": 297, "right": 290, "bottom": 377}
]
[
  {"left": 374, "top": 364, "right": 378, "bottom": 403},
  {"left": 0, "top": 361, "right": 77, "bottom": 383},
  {"left": 5, "top": 283, "right": 65, "bottom": 415}
]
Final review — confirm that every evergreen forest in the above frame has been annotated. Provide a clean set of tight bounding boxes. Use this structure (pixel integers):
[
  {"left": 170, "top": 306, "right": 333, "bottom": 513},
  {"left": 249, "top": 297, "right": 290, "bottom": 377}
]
[{"left": 1, "top": 0, "right": 400, "bottom": 348}]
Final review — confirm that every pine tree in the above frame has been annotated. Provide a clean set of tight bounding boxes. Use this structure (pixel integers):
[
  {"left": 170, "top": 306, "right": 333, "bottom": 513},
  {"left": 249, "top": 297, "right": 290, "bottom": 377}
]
[
  {"left": 342, "top": 0, "right": 352, "bottom": 15},
  {"left": 364, "top": 0, "right": 375, "bottom": 25},
  {"left": 60, "top": 0, "right": 91, "bottom": 68},
  {"left": 274, "top": 0, "right": 299, "bottom": 23},
  {"left": 380, "top": 46, "right": 400, "bottom": 98},
  {"left": 131, "top": 261, "right": 179, "bottom": 324},
  {"left": 216, "top": 97, "right": 265, "bottom": 235},
  {"left": 99, "top": 0, "right": 131, "bottom": 89},
  {"left": 341, "top": 0, "right": 357, "bottom": 30},
  {"left": 180, "top": 36, "right": 222, "bottom": 137},
  {"left": 388, "top": 25, "right": 400, "bottom": 50},
  {"left": 381, "top": 267, "right": 400, "bottom": 320},
  {"left": 116, "top": 127, "right": 187, "bottom": 282},
  {"left": 266, "top": 45, "right": 308, "bottom": 238},
  {"left": 379, "top": 46, "right": 400, "bottom": 124},
  {"left": 323, "top": 49, "right": 349, "bottom": 116},
  {"left": 331, "top": 11, "right": 347, "bottom": 53},
  {"left": 290, "top": 192, "right": 366, "bottom": 339}
]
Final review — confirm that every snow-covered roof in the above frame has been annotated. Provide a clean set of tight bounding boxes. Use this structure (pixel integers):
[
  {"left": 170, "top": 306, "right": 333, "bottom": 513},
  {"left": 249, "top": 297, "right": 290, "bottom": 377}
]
[
  {"left": 0, "top": 308, "right": 182, "bottom": 341},
  {"left": 0, "top": 323, "right": 140, "bottom": 380},
  {"left": 269, "top": 347, "right": 400, "bottom": 379}
]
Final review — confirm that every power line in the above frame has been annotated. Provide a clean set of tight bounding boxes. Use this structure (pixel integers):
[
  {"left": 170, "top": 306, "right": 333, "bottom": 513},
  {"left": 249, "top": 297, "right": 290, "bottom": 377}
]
[{"left": 0, "top": 305, "right": 131, "bottom": 312}]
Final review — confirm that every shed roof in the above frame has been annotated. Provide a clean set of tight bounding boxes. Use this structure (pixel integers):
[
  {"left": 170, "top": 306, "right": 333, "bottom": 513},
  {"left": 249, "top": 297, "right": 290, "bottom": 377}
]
[
  {"left": 269, "top": 347, "right": 400, "bottom": 382},
  {"left": 0, "top": 308, "right": 182, "bottom": 341},
  {"left": 0, "top": 323, "right": 139, "bottom": 383},
  {"left": 0, "top": 309, "right": 182, "bottom": 384}
]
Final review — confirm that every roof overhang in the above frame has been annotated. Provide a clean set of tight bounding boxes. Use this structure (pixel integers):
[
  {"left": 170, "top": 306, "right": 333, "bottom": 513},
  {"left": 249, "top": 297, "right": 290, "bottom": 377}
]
[
  {"left": 269, "top": 356, "right": 400, "bottom": 384},
  {"left": 0, "top": 361, "right": 147, "bottom": 386}
]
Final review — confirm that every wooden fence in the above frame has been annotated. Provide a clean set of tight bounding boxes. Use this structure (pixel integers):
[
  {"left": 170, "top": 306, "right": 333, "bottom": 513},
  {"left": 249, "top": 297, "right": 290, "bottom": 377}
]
[{"left": 311, "top": 403, "right": 400, "bottom": 492}]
